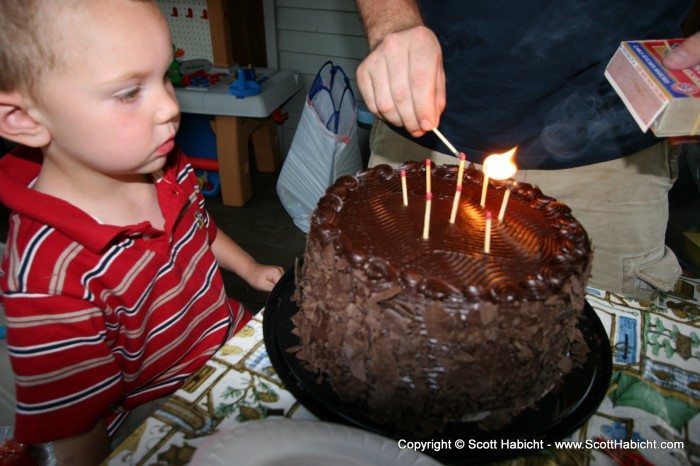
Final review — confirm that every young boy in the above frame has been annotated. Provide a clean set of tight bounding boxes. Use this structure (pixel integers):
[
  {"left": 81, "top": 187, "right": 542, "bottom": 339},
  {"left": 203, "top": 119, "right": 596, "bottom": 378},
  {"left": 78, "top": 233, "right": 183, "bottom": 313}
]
[{"left": 0, "top": 0, "right": 284, "bottom": 463}]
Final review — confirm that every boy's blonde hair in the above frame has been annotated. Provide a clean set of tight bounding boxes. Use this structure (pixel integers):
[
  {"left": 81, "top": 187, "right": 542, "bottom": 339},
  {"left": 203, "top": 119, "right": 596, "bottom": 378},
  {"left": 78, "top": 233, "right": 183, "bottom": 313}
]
[
  {"left": 0, "top": 0, "right": 60, "bottom": 98},
  {"left": 0, "top": 0, "right": 156, "bottom": 100}
]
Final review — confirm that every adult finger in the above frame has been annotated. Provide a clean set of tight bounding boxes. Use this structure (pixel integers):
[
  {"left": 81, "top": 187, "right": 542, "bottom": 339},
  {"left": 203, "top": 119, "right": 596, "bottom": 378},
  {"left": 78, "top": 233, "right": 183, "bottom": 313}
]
[
  {"left": 663, "top": 32, "right": 700, "bottom": 69},
  {"left": 381, "top": 31, "right": 422, "bottom": 134},
  {"left": 406, "top": 27, "right": 444, "bottom": 133}
]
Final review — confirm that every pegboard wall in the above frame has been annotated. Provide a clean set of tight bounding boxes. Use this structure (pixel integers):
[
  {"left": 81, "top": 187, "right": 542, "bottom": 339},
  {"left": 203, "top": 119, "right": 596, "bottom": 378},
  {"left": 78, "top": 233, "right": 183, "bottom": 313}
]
[{"left": 158, "top": 0, "right": 213, "bottom": 62}]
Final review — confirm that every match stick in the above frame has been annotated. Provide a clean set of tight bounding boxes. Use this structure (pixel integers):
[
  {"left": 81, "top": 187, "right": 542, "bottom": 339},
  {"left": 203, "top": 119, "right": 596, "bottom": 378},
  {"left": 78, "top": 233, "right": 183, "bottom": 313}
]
[
  {"left": 449, "top": 185, "right": 462, "bottom": 224},
  {"left": 498, "top": 181, "right": 516, "bottom": 222},
  {"left": 401, "top": 169, "right": 408, "bottom": 206},
  {"left": 692, "top": 113, "right": 700, "bottom": 136},
  {"left": 423, "top": 192, "right": 433, "bottom": 240},
  {"left": 456, "top": 153, "right": 466, "bottom": 187},
  {"left": 480, "top": 175, "right": 489, "bottom": 208},
  {"left": 425, "top": 159, "right": 432, "bottom": 194},
  {"left": 432, "top": 128, "right": 459, "bottom": 156},
  {"left": 484, "top": 211, "right": 492, "bottom": 254}
]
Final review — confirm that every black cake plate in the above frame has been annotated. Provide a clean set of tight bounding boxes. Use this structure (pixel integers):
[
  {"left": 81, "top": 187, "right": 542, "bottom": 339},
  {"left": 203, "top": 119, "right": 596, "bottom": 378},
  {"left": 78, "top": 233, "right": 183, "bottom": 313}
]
[{"left": 263, "top": 265, "right": 612, "bottom": 464}]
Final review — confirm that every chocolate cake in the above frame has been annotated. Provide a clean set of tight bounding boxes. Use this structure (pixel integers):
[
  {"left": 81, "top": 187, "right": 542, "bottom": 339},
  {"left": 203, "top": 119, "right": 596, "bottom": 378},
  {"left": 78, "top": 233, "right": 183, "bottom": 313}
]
[{"left": 291, "top": 162, "right": 592, "bottom": 435}]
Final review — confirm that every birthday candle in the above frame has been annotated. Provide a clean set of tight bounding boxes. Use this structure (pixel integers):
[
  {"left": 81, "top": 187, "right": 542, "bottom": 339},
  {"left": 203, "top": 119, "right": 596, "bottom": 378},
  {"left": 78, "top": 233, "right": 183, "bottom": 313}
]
[
  {"left": 401, "top": 169, "right": 408, "bottom": 206},
  {"left": 484, "top": 210, "right": 492, "bottom": 254},
  {"left": 423, "top": 192, "right": 433, "bottom": 240}
]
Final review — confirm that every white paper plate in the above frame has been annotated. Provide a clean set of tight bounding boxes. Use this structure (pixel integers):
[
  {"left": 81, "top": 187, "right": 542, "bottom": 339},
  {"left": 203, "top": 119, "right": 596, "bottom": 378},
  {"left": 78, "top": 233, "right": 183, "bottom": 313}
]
[{"left": 190, "top": 418, "right": 441, "bottom": 466}]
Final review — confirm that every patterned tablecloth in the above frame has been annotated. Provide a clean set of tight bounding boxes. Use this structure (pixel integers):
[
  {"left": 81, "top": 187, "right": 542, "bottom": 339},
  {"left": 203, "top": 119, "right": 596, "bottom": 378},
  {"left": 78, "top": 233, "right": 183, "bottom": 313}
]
[{"left": 106, "top": 276, "right": 700, "bottom": 466}]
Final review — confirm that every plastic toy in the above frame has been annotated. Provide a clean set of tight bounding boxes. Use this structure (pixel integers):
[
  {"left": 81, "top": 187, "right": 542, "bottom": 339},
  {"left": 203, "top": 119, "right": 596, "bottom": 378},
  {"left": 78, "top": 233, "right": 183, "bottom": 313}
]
[
  {"left": 181, "top": 69, "right": 226, "bottom": 88},
  {"left": 243, "top": 64, "right": 256, "bottom": 81},
  {"left": 168, "top": 44, "right": 182, "bottom": 86},
  {"left": 229, "top": 68, "right": 261, "bottom": 98},
  {"left": 195, "top": 169, "right": 220, "bottom": 197}
]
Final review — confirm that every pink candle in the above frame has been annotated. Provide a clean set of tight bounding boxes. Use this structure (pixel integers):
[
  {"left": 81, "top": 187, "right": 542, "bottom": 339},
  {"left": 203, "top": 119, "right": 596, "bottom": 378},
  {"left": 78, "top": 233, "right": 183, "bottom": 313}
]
[
  {"left": 423, "top": 192, "right": 433, "bottom": 240},
  {"left": 484, "top": 210, "right": 492, "bottom": 254},
  {"left": 401, "top": 169, "right": 408, "bottom": 206}
]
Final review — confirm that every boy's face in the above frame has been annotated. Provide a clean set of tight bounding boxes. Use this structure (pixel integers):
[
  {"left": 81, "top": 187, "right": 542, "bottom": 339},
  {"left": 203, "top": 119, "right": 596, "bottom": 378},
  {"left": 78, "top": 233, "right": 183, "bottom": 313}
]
[{"left": 33, "top": 0, "right": 179, "bottom": 177}]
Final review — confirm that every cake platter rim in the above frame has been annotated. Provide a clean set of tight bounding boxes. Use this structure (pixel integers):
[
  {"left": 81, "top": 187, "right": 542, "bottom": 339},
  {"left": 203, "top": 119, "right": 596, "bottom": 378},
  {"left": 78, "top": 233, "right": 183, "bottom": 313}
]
[{"left": 262, "top": 263, "right": 612, "bottom": 464}]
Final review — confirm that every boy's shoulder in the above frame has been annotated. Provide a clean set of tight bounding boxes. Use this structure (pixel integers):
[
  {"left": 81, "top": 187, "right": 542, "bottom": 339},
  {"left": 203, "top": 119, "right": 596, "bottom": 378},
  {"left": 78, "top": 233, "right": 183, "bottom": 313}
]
[
  {"left": 0, "top": 145, "right": 42, "bottom": 189},
  {"left": 0, "top": 146, "right": 198, "bottom": 252}
]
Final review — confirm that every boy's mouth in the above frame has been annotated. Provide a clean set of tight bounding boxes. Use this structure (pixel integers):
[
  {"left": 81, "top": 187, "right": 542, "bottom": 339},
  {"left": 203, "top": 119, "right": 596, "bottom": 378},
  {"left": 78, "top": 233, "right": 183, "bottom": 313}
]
[{"left": 155, "top": 138, "right": 175, "bottom": 155}]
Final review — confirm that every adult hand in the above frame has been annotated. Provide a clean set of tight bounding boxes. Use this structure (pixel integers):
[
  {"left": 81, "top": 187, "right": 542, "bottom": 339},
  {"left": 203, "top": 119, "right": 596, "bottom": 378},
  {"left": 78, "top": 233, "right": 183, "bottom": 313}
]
[
  {"left": 356, "top": 25, "right": 446, "bottom": 138},
  {"left": 663, "top": 30, "right": 700, "bottom": 69}
]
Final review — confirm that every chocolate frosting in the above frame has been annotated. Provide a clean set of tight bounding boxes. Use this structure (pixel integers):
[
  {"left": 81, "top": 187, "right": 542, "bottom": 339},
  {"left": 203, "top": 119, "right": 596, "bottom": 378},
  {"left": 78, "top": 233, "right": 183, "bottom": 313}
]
[{"left": 292, "top": 162, "right": 592, "bottom": 435}]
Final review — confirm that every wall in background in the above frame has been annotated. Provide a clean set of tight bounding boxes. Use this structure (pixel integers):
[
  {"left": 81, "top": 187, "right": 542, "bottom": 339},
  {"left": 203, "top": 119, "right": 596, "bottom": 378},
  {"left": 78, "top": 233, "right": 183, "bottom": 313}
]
[
  {"left": 231, "top": 0, "right": 268, "bottom": 67},
  {"left": 158, "top": 0, "right": 268, "bottom": 66},
  {"left": 159, "top": 0, "right": 214, "bottom": 61}
]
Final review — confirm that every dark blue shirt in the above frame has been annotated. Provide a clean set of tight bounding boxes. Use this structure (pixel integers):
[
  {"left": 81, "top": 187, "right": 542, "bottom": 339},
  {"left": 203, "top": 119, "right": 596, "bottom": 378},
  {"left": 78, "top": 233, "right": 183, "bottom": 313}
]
[{"left": 394, "top": 0, "right": 695, "bottom": 168}]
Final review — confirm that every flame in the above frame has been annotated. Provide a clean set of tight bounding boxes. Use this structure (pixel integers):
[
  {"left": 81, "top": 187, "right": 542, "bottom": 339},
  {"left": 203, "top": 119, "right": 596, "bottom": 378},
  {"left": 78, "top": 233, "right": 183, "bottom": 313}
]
[{"left": 483, "top": 147, "right": 517, "bottom": 180}]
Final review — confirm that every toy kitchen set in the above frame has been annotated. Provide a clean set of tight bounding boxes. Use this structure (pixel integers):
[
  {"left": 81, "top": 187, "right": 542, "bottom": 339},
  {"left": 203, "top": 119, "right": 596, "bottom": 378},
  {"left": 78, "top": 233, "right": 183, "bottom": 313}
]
[{"left": 160, "top": 0, "right": 301, "bottom": 206}]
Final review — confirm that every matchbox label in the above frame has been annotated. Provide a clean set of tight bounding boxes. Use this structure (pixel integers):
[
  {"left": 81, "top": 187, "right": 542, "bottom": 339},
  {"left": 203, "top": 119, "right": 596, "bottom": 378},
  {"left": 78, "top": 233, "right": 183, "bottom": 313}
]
[
  {"left": 626, "top": 40, "right": 700, "bottom": 98},
  {"left": 619, "top": 45, "right": 670, "bottom": 104},
  {"left": 671, "top": 82, "right": 699, "bottom": 95}
]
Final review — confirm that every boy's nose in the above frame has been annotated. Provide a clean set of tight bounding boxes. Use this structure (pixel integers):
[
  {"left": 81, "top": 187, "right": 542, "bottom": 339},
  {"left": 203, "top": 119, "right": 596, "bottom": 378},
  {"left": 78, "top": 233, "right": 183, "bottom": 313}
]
[{"left": 156, "top": 84, "right": 180, "bottom": 124}]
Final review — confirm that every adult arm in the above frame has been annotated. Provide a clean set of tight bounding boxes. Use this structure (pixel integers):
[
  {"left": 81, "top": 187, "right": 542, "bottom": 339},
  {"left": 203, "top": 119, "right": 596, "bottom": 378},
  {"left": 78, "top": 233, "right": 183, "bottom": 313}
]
[
  {"left": 663, "top": 30, "right": 700, "bottom": 69},
  {"left": 355, "top": 0, "right": 446, "bottom": 137},
  {"left": 210, "top": 227, "right": 283, "bottom": 292}
]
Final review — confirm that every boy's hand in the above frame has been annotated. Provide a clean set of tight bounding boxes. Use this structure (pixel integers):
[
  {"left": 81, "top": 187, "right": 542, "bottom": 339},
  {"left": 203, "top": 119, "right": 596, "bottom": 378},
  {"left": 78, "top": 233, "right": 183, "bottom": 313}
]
[
  {"left": 247, "top": 264, "right": 284, "bottom": 292},
  {"left": 663, "top": 31, "right": 700, "bottom": 69}
]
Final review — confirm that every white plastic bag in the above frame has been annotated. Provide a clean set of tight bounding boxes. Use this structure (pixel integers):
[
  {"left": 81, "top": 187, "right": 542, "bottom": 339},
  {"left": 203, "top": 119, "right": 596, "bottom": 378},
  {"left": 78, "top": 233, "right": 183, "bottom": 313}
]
[{"left": 277, "top": 61, "right": 362, "bottom": 232}]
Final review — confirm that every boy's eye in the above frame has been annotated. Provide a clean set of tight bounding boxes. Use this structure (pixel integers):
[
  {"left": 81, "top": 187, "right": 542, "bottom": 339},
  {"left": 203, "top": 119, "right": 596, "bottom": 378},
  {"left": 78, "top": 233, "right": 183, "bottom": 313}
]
[{"left": 117, "top": 86, "right": 141, "bottom": 102}]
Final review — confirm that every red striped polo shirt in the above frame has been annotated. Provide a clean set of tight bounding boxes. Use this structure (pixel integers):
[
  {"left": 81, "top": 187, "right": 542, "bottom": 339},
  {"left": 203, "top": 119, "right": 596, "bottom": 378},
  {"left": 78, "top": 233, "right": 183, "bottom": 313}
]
[{"left": 0, "top": 146, "right": 247, "bottom": 444}]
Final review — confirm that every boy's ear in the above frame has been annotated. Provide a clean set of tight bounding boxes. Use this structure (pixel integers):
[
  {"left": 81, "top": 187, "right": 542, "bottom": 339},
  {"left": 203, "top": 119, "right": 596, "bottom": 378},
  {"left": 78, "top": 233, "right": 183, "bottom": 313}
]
[{"left": 0, "top": 91, "right": 50, "bottom": 147}]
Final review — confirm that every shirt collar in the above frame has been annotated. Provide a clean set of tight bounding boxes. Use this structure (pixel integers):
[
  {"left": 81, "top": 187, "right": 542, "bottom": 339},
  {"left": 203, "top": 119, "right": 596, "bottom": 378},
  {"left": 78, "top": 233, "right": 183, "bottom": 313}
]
[{"left": 0, "top": 146, "right": 186, "bottom": 253}]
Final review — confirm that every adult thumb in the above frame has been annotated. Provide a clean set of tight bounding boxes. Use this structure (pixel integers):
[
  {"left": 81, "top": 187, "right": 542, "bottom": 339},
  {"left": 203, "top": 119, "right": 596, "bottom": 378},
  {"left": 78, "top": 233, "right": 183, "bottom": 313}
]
[{"left": 663, "top": 33, "right": 700, "bottom": 69}]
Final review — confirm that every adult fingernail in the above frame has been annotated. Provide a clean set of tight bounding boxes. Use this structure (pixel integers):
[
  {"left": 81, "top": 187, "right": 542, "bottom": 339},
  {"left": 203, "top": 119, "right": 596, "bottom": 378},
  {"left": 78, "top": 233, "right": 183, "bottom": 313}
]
[{"left": 665, "top": 47, "right": 689, "bottom": 67}]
